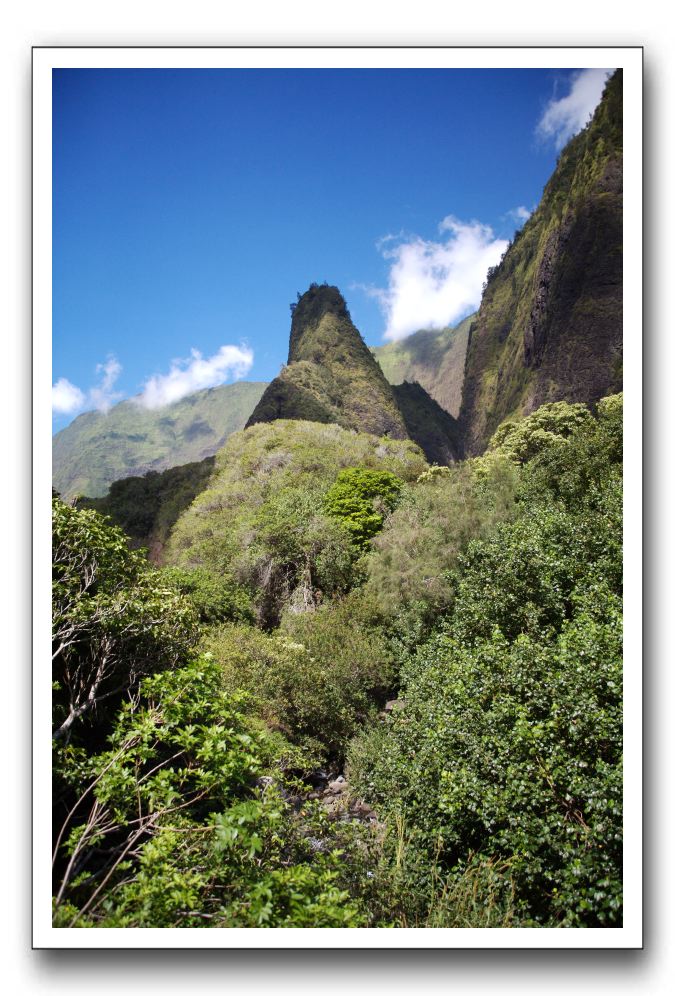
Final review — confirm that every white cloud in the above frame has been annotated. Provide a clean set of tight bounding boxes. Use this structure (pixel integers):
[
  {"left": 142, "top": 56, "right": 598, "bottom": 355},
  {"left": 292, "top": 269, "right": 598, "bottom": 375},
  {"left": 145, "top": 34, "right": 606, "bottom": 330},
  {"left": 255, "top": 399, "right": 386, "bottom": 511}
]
[
  {"left": 52, "top": 378, "right": 85, "bottom": 415},
  {"left": 506, "top": 205, "right": 532, "bottom": 224},
  {"left": 52, "top": 355, "right": 122, "bottom": 416},
  {"left": 136, "top": 344, "right": 254, "bottom": 409},
  {"left": 369, "top": 216, "right": 509, "bottom": 342},
  {"left": 88, "top": 356, "right": 123, "bottom": 413},
  {"left": 537, "top": 69, "right": 613, "bottom": 150}
]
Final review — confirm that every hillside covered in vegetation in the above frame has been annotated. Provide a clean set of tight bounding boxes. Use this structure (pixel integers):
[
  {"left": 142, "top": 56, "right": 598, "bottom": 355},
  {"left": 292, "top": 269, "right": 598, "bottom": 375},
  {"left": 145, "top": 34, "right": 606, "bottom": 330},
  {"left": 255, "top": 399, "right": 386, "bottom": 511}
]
[
  {"left": 52, "top": 380, "right": 266, "bottom": 500},
  {"left": 52, "top": 390, "right": 623, "bottom": 928}
]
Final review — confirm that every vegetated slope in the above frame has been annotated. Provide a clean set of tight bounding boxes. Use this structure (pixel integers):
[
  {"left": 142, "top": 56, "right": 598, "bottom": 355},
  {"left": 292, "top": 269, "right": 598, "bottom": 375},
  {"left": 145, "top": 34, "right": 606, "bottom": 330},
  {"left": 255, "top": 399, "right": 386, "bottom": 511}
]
[
  {"left": 392, "top": 382, "right": 461, "bottom": 467},
  {"left": 459, "top": 70, "right": 623, "bottom": 455},
  {"left": 52, "top": 380, "right": 267, "bottom": 500},
  {"left": 371, "top": 313, "right": 474, "bottom": 418},
  {"left": 76, "top": 456, "right": 215, "bottom": 562},
  {"left": 166, "top": 419, "right": 428, "bottom": 626},
  {"left": 246, "top": 284, "right": 409, "bottom": 440}
]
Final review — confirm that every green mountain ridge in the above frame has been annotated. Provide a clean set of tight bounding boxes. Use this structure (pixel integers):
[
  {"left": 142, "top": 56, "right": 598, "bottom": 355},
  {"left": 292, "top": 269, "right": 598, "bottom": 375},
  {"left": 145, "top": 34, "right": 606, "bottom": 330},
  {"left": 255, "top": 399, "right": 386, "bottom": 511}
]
[
  {"left": 246, "top": 283, "right": 461, "bottom": 465},
  {"left": 371, "top": 314, "right": 474, "bottom": 419},
  {"left": 52, "top": 380, "right": 267, "bottom": 500},
  {"left": 247, "top": 284, "right": 409, "bottom": 440},
  {"left": 459, "top": 70, "right": 623, "bottom": 455}
]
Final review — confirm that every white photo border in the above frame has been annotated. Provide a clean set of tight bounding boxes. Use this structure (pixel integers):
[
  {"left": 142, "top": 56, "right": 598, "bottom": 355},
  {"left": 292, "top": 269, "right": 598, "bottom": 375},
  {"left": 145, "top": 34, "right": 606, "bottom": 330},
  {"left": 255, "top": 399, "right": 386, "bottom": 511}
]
[{"left": 34, "top": 45, "right": 643, "bottom": 950}]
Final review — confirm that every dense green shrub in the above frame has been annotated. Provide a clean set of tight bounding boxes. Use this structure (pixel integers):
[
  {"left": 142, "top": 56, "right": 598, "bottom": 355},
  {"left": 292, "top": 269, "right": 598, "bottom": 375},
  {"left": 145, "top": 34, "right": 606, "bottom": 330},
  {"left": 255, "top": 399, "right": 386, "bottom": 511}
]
[
  {"left": 203, "top": 607, "right": 391, "bottom": 762},
  {"left": 52, "top": 497, "right": 197, "bottom": 743},
  {"left": 348, "top": 394, "right": 623, "bottom": 927},
  {"left": 53, "top": 655, "right": 364, "bottom": 927},
  {"left": 155, "top": 565, "right": 254, "bottom": 624},
  {"left": 350, "top": 585, "right": 622, "bottom": 927},
  {"left": 323, "top": 467, "right": 404, "bottom": 550}
]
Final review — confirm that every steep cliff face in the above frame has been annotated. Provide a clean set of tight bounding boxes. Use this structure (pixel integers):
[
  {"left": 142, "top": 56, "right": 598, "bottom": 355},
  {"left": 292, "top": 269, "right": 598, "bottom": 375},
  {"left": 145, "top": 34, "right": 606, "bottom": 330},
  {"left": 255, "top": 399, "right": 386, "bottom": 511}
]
[
  {"left": 371, "top": 313, "right": 473, "bottom": 418},
  {"left": 246, "top": 284, "right": 409, "bottom": 440},
  {"left": 392, "top": 382, "right": 461, "bottom": 467},
  {"left": 459, "top": 70, "right": 623, "bottom": 455}
]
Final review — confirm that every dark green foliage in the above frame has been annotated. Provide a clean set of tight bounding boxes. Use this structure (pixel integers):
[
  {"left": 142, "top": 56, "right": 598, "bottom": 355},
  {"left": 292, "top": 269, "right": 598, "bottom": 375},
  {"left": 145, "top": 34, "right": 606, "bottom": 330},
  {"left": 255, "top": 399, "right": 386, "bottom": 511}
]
[
  {"left": 52, "top": 497, "right": 198, "bottom": 743},
  {"left": 323, "top": 467, "right": 404, "bottom": 551},
  {"left": 77, "top": 457, "right": 215, "bottom": 556},
  {"left": 53, "top": 655, "right": 364, "bottom": 927},
  {"left": 53, "top": 381, "right": 267, "bottom": 500},
  {"left": 348, "top": 394, "right": 623, "bottom": 926}
]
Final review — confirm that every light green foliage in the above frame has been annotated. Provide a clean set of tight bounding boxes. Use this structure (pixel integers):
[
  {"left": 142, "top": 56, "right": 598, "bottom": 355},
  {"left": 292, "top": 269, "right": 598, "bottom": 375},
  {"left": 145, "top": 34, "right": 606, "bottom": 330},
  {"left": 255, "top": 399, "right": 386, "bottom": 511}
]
[
  {"left": 349, "top": 394, "right": 623, "bottom": 926},
  {"left": 52, "top": 381, "right": 267, "bottom": 500},
  {"left": 53, "top": 655, "right": 364, "bottom": 927},
  {"left": 488, "top": 401, "right": 593, "bottom": 463},
  {"left": 52, "top": 497, "right": 198, "bottom": 742},
  {"left": 167, "top": 420, "right": 427, "bottom": 626},
  {"left": 365, "top": 453, "right": 519, "bottom": 624},
  {"left": 323, "top": 467, "right": 404, "bottom": 551}
]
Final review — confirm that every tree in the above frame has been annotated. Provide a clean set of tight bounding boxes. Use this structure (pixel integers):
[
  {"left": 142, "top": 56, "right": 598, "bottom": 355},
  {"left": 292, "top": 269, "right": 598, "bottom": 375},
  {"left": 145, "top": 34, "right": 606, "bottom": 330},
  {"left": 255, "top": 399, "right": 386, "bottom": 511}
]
[
  {"left": 53, "top": 655, "right": 364, "bottom": 927},
  {"left": 52, "top": 498, "right": 197, "bottom": 742},
  {"left": 488, "top": 401, "right": 593, "bottom": 464},
  {"left": 323, "top": 467, "right": 404, "bottom": 551}
]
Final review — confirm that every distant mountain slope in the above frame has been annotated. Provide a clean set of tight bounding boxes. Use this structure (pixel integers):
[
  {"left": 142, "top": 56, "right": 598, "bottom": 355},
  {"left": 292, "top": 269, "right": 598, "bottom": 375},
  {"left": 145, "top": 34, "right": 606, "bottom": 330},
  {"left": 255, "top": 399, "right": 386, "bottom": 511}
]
[
  {"left": 53, "top": 381, "right": 267, "bottom": 500},
  {"left": 246, "top": 284, "right": 409, "bottom": 441},
  {"left": 459, "top": 70, "right": 623, "bottom": 455},
  {"left": 371, "top": 314, "right": 474, "bottom": 418}
]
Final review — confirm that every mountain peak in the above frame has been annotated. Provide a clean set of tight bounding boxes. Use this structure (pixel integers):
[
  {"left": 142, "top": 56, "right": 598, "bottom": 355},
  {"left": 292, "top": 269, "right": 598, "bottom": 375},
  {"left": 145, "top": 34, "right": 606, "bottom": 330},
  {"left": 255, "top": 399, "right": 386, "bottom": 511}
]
[
  {"left": 289, "top": 284, "right": 350, "bottom": 363},
  {"left": 247, "top": 284, "right": 409, "bottom": 440}
]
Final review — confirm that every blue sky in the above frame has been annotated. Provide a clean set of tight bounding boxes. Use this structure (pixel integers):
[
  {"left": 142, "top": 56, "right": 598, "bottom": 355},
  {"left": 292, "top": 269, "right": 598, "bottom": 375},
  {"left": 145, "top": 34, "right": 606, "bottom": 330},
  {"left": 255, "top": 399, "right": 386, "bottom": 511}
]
[{"left": 52, "top": 67, "right": 611, "bottom": 429}]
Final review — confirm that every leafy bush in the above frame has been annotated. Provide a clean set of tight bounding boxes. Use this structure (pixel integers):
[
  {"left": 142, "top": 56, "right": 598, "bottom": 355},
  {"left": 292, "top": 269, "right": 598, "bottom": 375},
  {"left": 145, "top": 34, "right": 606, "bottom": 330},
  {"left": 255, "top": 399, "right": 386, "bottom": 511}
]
[
  {"left": 53, "top": 655, "right": 364, "bottom": 927},
  {"left": 52, "top": 497, "right": 197, "bottom": 743},
  {"left": 488, "top": 401, "right": 593, "bottom": 464},
  {"left": 155, "top": 565, "right": 254, "bottom": 625},
  {"left": 351, "top": 587, "right": 622, "bottom": 927},
  {"left": 323, "top": 467, "right": 404, "bottom": 550},
  {"left": 203, "top": 607, "right": 392, "bottom": 762},
  {"left": 349, "top": 394, "right": 623, "bottom": 926}
]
